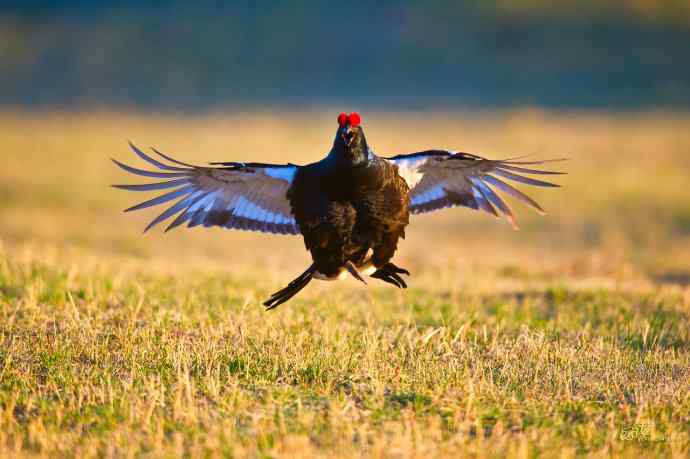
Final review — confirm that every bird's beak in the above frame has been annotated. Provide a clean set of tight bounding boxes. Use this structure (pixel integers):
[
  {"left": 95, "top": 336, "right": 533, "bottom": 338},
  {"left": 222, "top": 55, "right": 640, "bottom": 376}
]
[{"left": 341, "top": 126, "right": 354, "bottom": 145}]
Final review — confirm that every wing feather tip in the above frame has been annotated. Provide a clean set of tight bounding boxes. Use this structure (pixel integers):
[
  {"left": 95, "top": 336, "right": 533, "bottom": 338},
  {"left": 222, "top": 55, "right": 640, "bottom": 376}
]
[
  {"left": 127, "top": 140, "right": 140, "bottom": 153},
  {"left": 143, "top": 222, "right": 158, "bottom": 233},
  {"left": 111, "top": 158, "right": 128, "bottom": 169},
  {"left": 150, "top": 146, "right": 196, "bottom": 168}
]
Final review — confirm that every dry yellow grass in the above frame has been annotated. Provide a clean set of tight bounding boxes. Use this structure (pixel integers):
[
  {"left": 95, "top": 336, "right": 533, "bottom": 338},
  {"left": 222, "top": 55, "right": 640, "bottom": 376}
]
[{"left": 0, "top": 109, "right": 689, "bottom": 458}]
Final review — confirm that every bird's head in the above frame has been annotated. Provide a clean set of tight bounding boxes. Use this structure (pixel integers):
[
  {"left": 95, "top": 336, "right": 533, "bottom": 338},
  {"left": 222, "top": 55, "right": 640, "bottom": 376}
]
[{"left": 333, "top": 112, "right": 369, "bottom": 166}]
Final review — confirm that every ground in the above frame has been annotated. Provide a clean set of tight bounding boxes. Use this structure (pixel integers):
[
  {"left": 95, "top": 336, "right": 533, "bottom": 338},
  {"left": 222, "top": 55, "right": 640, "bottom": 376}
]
[{"left": 0, "top": 110, "right": 689, "bottom": 458}]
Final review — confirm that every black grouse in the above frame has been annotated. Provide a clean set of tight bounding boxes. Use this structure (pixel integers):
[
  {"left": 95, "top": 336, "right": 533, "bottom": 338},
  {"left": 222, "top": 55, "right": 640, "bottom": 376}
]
[{"left": 113, "top": 112, "right": 564, "bottom": 308}]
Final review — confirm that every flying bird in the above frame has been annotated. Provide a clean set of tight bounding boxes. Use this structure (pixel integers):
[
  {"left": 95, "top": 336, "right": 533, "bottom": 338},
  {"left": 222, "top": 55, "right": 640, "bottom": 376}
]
[{"left": 113, "top": 112, "right": 564, "bottom": 308}]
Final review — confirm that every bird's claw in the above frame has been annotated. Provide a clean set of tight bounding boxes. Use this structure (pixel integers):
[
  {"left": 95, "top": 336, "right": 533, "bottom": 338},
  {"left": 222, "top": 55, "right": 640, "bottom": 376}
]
[{"left": 371, "top": 263, "right": 410, "bottom": 289}]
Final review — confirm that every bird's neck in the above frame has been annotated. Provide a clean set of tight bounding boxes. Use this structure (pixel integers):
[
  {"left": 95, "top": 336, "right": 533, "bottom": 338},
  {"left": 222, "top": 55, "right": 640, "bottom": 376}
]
[{"left": 325, "top": 146, "right": 374, "bottom": 169}]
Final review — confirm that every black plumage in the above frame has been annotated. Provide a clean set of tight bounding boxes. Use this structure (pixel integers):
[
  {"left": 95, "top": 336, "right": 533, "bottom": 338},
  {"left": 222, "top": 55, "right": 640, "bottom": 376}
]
[{"left": 113, "top": 112, "right": 565, "bottom": 308}]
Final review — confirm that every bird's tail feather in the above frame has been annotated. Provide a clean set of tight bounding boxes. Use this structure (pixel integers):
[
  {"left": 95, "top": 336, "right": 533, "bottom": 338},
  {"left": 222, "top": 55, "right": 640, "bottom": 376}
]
[{"left": 264, "top": 264, "right": 317, "bottom": 310}]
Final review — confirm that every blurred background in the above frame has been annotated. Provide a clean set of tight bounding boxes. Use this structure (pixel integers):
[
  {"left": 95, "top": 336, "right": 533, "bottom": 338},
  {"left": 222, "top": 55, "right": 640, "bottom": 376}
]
[
  {"left": 1, "top": 0, "right": 689, "bottom": 288},
  {"left": 2, "top": 0, "right": 690, "bottom": 109}
]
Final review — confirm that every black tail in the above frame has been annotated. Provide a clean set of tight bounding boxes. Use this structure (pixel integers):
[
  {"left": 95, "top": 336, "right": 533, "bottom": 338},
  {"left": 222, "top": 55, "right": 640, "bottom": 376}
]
[{"left": 263, "top": 264, "right": 317, "bottom": 310}]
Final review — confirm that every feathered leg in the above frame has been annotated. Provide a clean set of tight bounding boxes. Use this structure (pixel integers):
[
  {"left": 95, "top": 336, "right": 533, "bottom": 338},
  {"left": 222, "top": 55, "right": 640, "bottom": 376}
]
[{"left": 264, "top": 264, "right": 317, "bottom": 310}]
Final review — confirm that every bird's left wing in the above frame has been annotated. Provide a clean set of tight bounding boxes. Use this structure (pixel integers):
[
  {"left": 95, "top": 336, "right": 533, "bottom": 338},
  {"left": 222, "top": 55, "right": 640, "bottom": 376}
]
[
  {"left": 113, "top": 142, "right": 300, "bottom": 234},
  {"left": 387, "top": 150, "right": 565, "bottom": 229}
]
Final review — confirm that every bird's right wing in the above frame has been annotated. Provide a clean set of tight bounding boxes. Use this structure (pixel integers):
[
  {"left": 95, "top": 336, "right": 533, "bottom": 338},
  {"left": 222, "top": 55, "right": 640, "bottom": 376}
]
[
  {"left": 113, "top": 143, "right": 300, "bottom": 234},
  {"left": 387, "top": 150, "right": 565, "bottom": 229}
]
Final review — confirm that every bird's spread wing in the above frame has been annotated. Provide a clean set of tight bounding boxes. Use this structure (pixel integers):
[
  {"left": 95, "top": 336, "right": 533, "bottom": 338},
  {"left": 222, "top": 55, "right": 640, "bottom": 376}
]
[
  {"left": 387, "top": 150, "right": 565, "bottom": 229},
  {"left": 113, "top": 142, "right": 299, "bottom": 234}
]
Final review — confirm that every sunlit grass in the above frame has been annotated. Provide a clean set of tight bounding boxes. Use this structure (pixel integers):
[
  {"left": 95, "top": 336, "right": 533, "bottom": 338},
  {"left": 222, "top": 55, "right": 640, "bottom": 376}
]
[{"left": 0, "top": 109, "right": 689, "bottom": 457}]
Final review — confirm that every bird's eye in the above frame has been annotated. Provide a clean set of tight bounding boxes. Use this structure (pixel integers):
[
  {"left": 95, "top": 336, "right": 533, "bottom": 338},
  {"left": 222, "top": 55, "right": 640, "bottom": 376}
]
[
  {"left": 337, "top": 112, "right": 348, "bottom": 127},
  {"left": 348, "top": 112, "right": 361, "bottom": 127}
]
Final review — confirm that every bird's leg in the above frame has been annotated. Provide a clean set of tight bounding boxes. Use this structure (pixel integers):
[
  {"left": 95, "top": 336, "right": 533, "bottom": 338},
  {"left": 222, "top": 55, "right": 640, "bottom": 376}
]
[
  {"left": 344, "top": 261, "right": 367, "bottom": 284},
  {"left": 370, "top": 262, "right": 410, "bottom": 289}
]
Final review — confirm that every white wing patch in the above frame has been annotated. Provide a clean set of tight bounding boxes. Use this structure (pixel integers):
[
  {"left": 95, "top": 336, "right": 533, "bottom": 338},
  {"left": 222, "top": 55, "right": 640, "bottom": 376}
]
[
  {"left": 230, "top": 196, "right": 286, "bottom": 226},
  {"left": 184, "top": 188, "right": 299, "bottom": 234},
  {"left": 393, "top": 156, "right": 428, "bottom": 188},
  {"left": 264, "top": 167, "right": 297, "bottom": 183},
  {"left": 113, "top": 143, "right": 300, "bottom": 235},
  {"left": 410, "top": 183, "right": 445, "bottom": 207},
  {"left": 234, "top": 196, "right": 260, "bottom": 219},
  {"left": 386, "top": 150, "right": 564, "bottom": 229}
]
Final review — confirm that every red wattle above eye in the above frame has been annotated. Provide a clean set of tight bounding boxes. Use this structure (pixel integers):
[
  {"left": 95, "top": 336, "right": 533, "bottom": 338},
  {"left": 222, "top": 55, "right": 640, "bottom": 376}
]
[
  {"left": 337, "top": 112, "right": 348, "bottom": 127},
  {"left": 348, "top": 112, "right": 361, "bottom": 127}
]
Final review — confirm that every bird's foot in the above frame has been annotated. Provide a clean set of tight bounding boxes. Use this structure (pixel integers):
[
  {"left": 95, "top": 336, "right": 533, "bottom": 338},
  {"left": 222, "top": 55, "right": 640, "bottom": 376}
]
[{"left": 370, "top": 262, "right": 410, "bottom": 289}]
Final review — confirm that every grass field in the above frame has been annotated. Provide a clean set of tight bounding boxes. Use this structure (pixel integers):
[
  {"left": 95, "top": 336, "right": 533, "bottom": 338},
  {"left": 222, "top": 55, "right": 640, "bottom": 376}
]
[{"left": 0, "top": 109, "right": 689, "bottom": 458}]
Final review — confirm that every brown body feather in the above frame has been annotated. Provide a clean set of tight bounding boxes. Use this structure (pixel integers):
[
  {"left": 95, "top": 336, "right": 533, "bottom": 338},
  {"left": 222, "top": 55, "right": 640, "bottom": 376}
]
[{"left": 288, "top": 156, "right": 410, "bottom": 277}]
